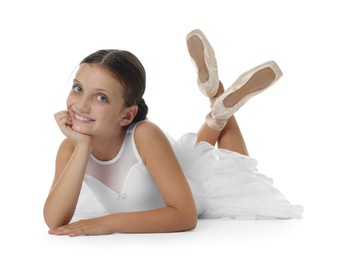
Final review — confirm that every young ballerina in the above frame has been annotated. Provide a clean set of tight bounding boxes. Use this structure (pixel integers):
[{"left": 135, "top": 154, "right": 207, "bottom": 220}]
[{"left": 44, "top": 29, "right": 303, "bottom": 236}]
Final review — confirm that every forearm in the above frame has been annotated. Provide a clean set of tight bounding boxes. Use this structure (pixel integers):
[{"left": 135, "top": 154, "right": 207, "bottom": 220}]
[
  {"left": 44, "top": 144, "right": 92, "bottom": 229},
  {"left": 100, "top": 206, "right": 197, "bottom": 234}
]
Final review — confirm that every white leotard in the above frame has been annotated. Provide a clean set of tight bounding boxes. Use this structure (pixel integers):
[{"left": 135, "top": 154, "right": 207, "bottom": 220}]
[
  {"left": 82, "top": 122, "right": 207, "bottom": 216},
  {"left": 75, "top": 121, "right": 302, "bottom": 220}
]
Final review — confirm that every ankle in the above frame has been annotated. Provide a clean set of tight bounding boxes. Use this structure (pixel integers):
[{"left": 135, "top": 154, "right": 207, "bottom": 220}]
[{"left": 205, "top": 113, "right": 227, "bottom": 131}]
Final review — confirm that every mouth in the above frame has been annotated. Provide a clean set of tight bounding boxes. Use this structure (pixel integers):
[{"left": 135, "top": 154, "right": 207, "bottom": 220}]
[{"left": 71, "top": 111, "right": 95, "bottom": 123}]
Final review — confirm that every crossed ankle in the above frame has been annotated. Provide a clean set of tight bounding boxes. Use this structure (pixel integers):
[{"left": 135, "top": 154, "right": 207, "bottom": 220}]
[{"left": 205, "top": 113, "right": 227, "bottom": 131}]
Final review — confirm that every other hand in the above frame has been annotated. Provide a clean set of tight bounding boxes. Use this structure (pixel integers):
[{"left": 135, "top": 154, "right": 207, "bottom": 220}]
[{"left": 48, "top": 218, "right": 113, "bottom": 237}]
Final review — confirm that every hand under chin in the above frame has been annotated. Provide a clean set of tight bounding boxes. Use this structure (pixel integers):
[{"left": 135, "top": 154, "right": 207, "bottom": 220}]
[{"left": 71, "top": 124, "right": 91, "bottom": 135}]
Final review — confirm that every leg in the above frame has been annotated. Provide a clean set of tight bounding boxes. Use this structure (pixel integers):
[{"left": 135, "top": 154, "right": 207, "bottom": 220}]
[
  {"left": 197, "top": 81, "right": 224, "bottom": 145},
  {"left": 187, "top": 29, "right": 279, "bottom": 156},
  {"left": 196, "top": 63, "right": 280, "bottom": 155},
  {"left": 218, "top": 115, "right": 249, "bottom": 156},
  {"left": 197, "top": 115, "right": 248, "bottom": 156},
  {"left": 196, "top": 122, "right": 220, "bottom": 146},
  {"left": 196, "top": 82, "right": 249, "bottom": 156}
]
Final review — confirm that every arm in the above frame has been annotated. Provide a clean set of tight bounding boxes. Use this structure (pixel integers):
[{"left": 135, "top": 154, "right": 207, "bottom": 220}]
[
  {"left": 43, "top": 111, "right": 92, "bottom": 229},
  {"left": 105, "top": 121, "right": 198, "bottom": 233},
  {"left": 49, "top": 121, "right": 197, "bottom": 236}
]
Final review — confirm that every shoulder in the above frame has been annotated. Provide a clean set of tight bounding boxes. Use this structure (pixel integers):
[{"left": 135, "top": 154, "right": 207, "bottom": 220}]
[
  {"left": 134, "top": 120, "right": 170, "bottom": 147},
  {"left": 133, "top": 120, "right": 172, "bottom": 161},
  {"left": 134, "top": 120, "right": 164, "bottom": 140}
]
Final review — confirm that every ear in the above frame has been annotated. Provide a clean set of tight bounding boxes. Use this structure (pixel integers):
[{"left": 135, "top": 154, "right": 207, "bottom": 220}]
[{"left": 119, "top": 105, "right": 138, "bottom": 126}]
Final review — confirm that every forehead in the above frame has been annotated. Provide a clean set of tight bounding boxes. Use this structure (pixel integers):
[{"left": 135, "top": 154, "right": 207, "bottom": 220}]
[{"left": 75, "top": 63, "right": 123, "bottom": 92}]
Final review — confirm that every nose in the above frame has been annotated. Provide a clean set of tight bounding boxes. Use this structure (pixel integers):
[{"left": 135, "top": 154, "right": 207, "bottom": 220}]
[{"left": 76, "top": 96, "right": 90, "bottom": 114}]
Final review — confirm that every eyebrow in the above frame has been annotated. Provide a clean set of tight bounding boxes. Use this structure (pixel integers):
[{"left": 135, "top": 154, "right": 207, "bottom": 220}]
[
  {"left": 73, "top": 79, "right": 112, "bottom": 94},
  {"left": 94, "top": 88, "right": 111, "bottom": 94}
]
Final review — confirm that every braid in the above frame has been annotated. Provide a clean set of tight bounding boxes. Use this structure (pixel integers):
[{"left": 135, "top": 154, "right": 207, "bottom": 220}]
[{"left": 132, "top": 98, "right": 148, "bottom": 124}]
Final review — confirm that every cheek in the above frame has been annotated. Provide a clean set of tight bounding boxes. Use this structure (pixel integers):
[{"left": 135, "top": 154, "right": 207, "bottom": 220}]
[
  {"left": 66, "top": 94, "right": 73, "bottom": 109},
  {"left": 66, "top": 93, "right": 79, "bottom": 111},
  {"left": 97, "top": 108, "right": 121, "bottom": 124}
]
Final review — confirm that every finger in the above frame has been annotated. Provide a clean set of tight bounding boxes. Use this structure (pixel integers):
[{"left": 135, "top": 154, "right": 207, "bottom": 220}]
[
  {"left": 49, "top": 226, "right": 76, "bottom": 236},
  {"left": 55, "top": 110, "right": 72, "bottom": 122},
  {"left": 54, "top": 110, "right": 68, "bottom": 120},
  {"left": 54, "top": 111, "right": 73, "bottom": 132},
  {"left": 49, "top": 221, "right": 86, "bottom": 236}
]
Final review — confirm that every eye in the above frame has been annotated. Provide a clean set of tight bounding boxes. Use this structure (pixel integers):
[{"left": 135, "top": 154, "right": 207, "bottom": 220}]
[
  {"left": 72, "top": 85, "right": 83, "bottom": 93},
  {"left": 96, "top": 95, "right": 109, "bottom": 103}
]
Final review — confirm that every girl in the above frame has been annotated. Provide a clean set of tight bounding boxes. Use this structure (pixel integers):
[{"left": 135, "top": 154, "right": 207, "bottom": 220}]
[{"left": 44, "top": 29, "right": 303, "bottom": 236}]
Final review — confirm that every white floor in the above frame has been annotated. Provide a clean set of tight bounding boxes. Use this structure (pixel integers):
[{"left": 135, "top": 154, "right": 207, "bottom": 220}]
[
  {"left": 1, "top": 1, "right": 339, "bottom": 259},
  {"left": 3, "top": 214, "right": 337, "bottom": 259}
]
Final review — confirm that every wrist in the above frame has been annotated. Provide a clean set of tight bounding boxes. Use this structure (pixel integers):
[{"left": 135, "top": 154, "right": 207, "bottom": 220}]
[{"left": 74, "top": 142, "right": 93, "bottom": 155}]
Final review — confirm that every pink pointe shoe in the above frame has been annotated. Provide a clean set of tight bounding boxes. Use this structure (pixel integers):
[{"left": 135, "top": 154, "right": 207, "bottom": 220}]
[
  {"left": 186, "top": 29, "right": 219, "bottom": 97},
  {"left": 206, "top": 60, "right": 283, "bottom": 131}
]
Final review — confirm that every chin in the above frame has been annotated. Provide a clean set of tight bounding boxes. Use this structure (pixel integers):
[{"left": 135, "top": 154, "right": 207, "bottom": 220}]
[{"left": 72, "top": 124, "right": 92, "bottom": 135}]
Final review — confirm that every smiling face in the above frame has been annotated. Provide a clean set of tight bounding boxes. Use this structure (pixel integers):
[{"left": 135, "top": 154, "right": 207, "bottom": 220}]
[{"left": 66, "top": 63, "right": 133, "bottom": 138}]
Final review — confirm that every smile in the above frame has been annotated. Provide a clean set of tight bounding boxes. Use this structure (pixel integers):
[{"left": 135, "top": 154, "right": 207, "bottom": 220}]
[{"left": 73, "top": 112, "right": 94, "bottom": 123}]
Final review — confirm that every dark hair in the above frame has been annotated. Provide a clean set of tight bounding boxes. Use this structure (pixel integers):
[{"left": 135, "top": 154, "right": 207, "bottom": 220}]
[{"left": 80, "top": 49, "right": 148, "bottom": 125}]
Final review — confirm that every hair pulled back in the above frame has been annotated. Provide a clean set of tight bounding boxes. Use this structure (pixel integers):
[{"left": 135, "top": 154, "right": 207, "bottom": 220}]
[{"left": 80, "top": 49, "right": 148, "bottom": 125}]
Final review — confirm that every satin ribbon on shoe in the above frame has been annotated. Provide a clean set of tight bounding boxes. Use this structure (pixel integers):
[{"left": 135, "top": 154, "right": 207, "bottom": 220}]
[{"left": 207, "top": 61, "right": 283, "bottom": 131}]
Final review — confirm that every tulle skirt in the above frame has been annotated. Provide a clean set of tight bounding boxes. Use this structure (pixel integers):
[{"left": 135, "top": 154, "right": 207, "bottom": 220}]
[
  {"left": 169, "top": 133, "right": 303, "bottom": 220},
  {"left": 73, "top": 132, "right": 303, "bottom": 221}
]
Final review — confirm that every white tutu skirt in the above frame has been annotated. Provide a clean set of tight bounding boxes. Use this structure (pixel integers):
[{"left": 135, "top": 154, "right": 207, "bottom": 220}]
[{"left": 169, "top": 133, "right": 303, "bottom": 220}]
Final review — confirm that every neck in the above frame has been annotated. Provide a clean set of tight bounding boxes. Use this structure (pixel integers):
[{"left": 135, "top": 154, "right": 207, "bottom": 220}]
[{"left": 91, "top": 130, "right": 126, "bottom": 161}]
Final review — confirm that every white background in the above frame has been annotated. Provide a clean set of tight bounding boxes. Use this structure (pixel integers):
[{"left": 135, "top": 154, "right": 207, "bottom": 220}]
[{"left": 1, "top": 0, "right": 339, "bottom": 259}]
